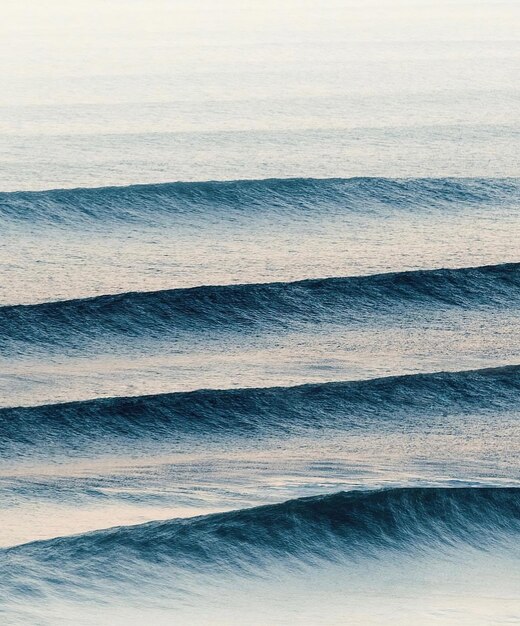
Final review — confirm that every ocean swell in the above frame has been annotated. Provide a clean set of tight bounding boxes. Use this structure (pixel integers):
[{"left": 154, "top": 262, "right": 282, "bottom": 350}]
[
  {"left": 1, "top": 365, "right": 519, "bottom": 456},
  {"left": 1, "top": 177, "right": 519, "bottom": 226},
  {"left": 2, "top": 488, "right": 519, "bottom": 600},
  {"left": 1, "top": 263, "right": 519, "bottom": 351}
]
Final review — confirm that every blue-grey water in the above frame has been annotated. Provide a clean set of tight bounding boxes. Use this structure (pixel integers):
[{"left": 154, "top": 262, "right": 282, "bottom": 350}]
[{"left": 1, "top": 1, "right": 520, "bottom": 624}]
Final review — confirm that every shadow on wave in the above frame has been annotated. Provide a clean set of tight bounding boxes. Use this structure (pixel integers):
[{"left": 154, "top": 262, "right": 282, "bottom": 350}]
[
  {"left": 2, "top": 177, "right": 519, "bottom": 225},
  {"left": 2, "top": 365, "right": 519, "bottom": 456},
  {"left": 2, "top": 487, "right": 519, "bottom": 602},
  {"left": 1, "top": 263, "right": 519, "bottom": 350}
]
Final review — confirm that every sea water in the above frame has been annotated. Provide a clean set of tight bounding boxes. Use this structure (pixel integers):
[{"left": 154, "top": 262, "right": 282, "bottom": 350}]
[{"left": 0, "top": 1, "right": 519, "bottom": 624}]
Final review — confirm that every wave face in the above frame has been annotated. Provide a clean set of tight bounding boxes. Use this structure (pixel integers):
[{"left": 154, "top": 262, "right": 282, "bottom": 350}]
[
  {"left": 3, "top": 1, "right": 520, "bottom": 619},
  {"left": 1, "top": 366, "right": 519, "bottom": 457},
  {"left": 3, "top": 488, "right": 519, "bottom": 597},
  {"left": 2, "top": 177, "right": 520, "bottom": 226},
  {"left": 4, "top": 176, "right": 520, "bottom": 309},
  {"left": 3, "top": 176, "right": 520, "bottom": 622},
  {"left": 2, "top": 262, "right": 519, "bottom": 350}
]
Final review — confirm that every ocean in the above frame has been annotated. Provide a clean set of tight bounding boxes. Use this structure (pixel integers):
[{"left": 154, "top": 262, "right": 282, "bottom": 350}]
[{"left": 1, "top": 1, "right": 519, "bottom": 624}]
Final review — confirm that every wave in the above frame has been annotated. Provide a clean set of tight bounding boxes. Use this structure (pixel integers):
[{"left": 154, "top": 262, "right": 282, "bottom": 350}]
[
  {"left": 2, "top": 365, "right": 519, "bottom": 455},
  {"left": 1, "top": 263, "right": 519, "bottom": 350},
  {"left": 1, "top": 177, "right": 519, "bottom": 226},
  {"left": 2, "top": 487, "right": 519, "bottom": 600}
]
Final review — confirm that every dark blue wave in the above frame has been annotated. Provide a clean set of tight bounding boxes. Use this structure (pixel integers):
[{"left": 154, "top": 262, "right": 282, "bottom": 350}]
[
  {"left": 1, "top": 177, "right": 519, "bottom": 225},
  {"left": 2, "top": 365, "right": 519, "bottom": 456},
  {"left": 3, "top": 488, "right": 519, "bottom": 600},
  {"left": 1, "top": 263, "right": 519, "bottom": 351}
]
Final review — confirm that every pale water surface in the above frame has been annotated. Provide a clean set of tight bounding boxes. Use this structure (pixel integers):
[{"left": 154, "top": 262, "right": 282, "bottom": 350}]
[{"left": 0, "top": 2, "right": 519, "bottom": 625}]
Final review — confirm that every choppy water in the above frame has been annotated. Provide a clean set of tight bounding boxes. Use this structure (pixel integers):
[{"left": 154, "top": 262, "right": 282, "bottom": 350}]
[{"left": 1, "top": 1, "right": 520, "bottom": 625}]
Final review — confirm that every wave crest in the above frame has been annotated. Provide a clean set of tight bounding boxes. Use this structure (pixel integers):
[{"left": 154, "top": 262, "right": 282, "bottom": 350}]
[
  {"left": 2, "top": 177, "right": 519, "bottom": 225},
  {"left": 4, "top": 488, "right": 520, "bottom": 585},
  {"left": 1, "top": 263, "right": 519, "bottom": 350},
  {"left": 2, "top": 365, "right": 519, "bottom": 455}
]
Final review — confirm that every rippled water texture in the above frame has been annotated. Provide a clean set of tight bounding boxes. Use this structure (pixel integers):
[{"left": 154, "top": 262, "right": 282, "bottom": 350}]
[{"left": 1, "top": 1, "right": 519, "bottom": 625}]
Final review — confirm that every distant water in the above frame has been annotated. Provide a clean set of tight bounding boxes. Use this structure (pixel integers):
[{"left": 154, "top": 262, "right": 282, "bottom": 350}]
[
  {"left": 1, "top": 0, "right": 520, "bottom": 190},
  {"left": 1, "top": 1, "right": 520, "bottom": 625}
]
